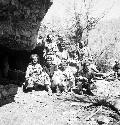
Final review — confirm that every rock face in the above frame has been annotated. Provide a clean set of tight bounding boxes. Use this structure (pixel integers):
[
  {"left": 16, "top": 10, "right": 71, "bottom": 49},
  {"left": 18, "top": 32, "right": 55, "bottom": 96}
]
[{"left": 0, "top": 0, "right": 52, "bottom": 50}]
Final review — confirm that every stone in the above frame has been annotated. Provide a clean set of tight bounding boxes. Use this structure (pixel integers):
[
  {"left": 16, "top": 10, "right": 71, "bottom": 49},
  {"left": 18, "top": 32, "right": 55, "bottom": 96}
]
[
  {"left": 2, "top": 89, "right": 8, "bottom": 97},
  {"left": 8, "top": 87, "right": 18, "bottom": 95},
  {"left": 0, "top": 85, "right": 4, "bottom": 89},
  {"left": 0, "top": 85, "right": 4, "bottom": 92}
]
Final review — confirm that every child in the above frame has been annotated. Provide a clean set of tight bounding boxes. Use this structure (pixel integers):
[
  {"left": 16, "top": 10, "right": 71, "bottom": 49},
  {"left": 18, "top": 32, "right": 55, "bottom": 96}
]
[
  {"left": 24, "top": 54, "right": 42, "bottom": 89},
  {"left": 23, "top": 54, "right": 52, "bottom": 95}
]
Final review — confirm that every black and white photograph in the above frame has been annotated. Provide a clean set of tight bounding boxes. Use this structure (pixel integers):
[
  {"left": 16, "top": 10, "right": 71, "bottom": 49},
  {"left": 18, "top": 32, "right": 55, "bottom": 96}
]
[{"left": 0, "top": 0, "right": 120, "bottom": 124}]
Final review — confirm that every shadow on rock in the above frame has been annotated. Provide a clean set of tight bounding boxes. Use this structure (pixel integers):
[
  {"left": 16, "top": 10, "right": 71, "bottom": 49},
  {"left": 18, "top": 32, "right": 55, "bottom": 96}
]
[{"left": 0, "top": 82, "right": 19, "bottom": 107}]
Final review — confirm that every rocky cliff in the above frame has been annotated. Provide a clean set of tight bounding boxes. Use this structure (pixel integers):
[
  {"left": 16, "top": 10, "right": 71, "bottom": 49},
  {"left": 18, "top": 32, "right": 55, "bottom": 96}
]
[{"left": 0, "top": 0, "right": 52, "bottom": 50}]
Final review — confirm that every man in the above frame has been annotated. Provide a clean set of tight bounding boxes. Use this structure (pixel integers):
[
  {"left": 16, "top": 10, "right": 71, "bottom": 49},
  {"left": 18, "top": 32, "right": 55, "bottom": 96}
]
[
  {"left": 83, "top": 58, "right": 105, "bottom": 81},
  {"left": 76, "top": 58, "right": 103, "bottom": 95},
  {"left": 78, "top": 41, "right": 91, "bottom": 61},
  {"left": 45, "top": 56, "right": 57, "bottom": 79},
  {"left": 45, "top": 34, "right": 53, "bottom": 53},
  {"left": 113, "top": 60, "right": 120, "bottom": 79}
]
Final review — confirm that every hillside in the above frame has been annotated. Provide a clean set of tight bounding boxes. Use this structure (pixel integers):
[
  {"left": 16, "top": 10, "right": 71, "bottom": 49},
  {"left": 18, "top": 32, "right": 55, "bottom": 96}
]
[{"left": 88, "top": 18, "right": 120, "bottom": 69}]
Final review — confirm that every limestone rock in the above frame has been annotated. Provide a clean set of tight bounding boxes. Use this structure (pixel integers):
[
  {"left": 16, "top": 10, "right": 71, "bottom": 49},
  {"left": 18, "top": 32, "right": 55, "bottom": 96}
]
[
  {"left": 2, "top": 89, "right": 8, "bottom": 97},
  {"left": 0, "top": 85, "right": 4, "bottom": 92},
  {"left": 0, "top": 0, "right": 53, "bottom": 50},
  {"left": 8, "top": 87, "right": 18, "bottom": 95},
  {"left": 0, "top": 93, "right": 2, "bottom": 99}
]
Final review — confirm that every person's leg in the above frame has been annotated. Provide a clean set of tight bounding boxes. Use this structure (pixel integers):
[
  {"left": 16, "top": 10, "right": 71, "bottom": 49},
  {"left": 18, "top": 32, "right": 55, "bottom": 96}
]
[
  {"left": 56, "top": 85, "right": 61, "bottom": 95},
  {"left": 63, "top": 85, "right": 68, "bottom": 93},
  {"left": 77, "top": 81, "right": 83, "bottom": 94},
  {"left": 116, "top": 71, "right": 119, "bottom": 79},
  {"left": 23, "top": 77, "right": 33, "bottom": 92},
  {"left": 46, "top": 84, "right": 52, "bottom": 96},
  {"left": 85, "top": 81, "right": 94, "bottom": 96},
  {"left": 22, "top": 81, "right": 28, "bottom": 92}
]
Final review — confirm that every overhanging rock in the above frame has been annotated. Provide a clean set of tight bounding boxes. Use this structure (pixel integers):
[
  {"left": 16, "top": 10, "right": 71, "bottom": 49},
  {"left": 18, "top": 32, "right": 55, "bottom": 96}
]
[{"left": 0, "top": 0, "right": 53, "bottom": 50}]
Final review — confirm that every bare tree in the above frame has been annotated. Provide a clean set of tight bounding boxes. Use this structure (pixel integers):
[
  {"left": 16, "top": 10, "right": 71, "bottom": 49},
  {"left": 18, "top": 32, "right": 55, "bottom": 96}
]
[{"left": 73, "top": 0, "right": 116, "bottom": 46}]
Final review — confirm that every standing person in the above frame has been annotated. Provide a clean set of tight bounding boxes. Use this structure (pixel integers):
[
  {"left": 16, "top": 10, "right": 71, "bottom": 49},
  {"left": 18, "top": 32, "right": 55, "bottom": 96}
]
[
  {"left": 113, "top": 60, "right": 120, "bottom": 79},
  {"left": 78, "top": 41, "right": 91, "bottom": 61},
  {"left": 44, "top": 34, "right": 53, "bottom": 54},
  {"left": 45, "top": 56, "right": 57, "bottom": 79},
  {"left": 56, "top": 42, "right": 69, "bottom": 60}
]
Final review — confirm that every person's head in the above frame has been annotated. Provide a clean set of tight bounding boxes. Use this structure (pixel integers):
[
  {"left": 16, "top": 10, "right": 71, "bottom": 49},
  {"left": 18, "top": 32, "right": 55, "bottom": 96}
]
[
  {"left": 47, "top": 56, "right": 53, "bottom": 65},
  {"left": 82, "top": 58, "right": 91, "bottom": 67},
  {"left": 115, "top": 60, "right": 119, "bottom": 64},
  {"left": 58, "top": 64, "right": 65, "bottom": 71},
  {"left": 85, "top": 58, "right": 93, "bottom": 66},
  {"left": 43, "top": 47, "right": 49, "bottom": 53},
  {"left": 79, "top": 41, "right": 84, "bottom": 49},
  {"left": 46, "top": 34, "right": 52, "bottom": 43},
  {"left": 57, "top": 42, "right": 63, "bottom": 52},
  {"left": 30, "top": 54, "right": 39, "bottom": 64},
  {"left": 61, "top": 42, "right": 66, "bottom": 50}
]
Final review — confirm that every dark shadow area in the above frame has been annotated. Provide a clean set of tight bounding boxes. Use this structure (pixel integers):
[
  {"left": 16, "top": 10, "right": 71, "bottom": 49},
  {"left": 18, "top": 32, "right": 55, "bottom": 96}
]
[
  {"left": 89, "top": 99, "right": 120, "bottom": 116},
  {"left": 0, "top": 95, "right": 15, "bottom": 107},
  {"left": 0, "top": 44, "right": 46, "bottom": 83},
  {"left": 0, "top": 85, "right": 18, "bottom": 107},
  {"left": 57, "top": 92, "right": 93, "bottom": 104},
  {"left": 0, "top": 44, "right": 49, "bottom": 107},
  {"left": 23, "top": 85, "right": 47, "bottom": 93}
]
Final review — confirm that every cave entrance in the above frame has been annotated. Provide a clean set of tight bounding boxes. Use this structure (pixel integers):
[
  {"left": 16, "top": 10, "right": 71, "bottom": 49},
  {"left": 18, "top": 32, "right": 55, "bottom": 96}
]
[{"left": 0, "top": 44, "right": 45, "bottom": 85}]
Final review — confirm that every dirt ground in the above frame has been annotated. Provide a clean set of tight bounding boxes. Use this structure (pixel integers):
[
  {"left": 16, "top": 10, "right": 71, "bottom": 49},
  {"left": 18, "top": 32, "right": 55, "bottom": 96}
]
[{"left": 0, "top": 80, "right": 120, "bottom": 125}]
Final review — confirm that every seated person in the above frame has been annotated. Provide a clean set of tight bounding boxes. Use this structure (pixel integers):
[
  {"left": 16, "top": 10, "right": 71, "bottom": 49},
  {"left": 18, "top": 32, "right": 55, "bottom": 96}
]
[
  {"left": 76, "top": 58, "right": 99, "bottom": 95},
  {"left": 45, "top": 56, "right": 57, "bottom": 79},
  {"left": 83, "top": 58, "right": 106, "bottom": 79},
  {"left": 23, "top": 54, "right": 52, "bottom": 95},
  {"left": 52, "top": 64, "right": 68, "bottom": 94},
  {"left": 63, "top": 62, "right": 77, "bottom": 91}
]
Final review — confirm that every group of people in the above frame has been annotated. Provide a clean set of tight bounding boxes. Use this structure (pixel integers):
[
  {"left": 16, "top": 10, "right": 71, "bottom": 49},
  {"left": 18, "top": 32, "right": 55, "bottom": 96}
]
[{"left": 22, "top": 34, "right": 111, "bottom": 96}]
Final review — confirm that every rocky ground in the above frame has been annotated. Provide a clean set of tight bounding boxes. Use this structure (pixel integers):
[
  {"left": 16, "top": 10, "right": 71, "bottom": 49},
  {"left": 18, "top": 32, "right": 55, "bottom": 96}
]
[{"left": 0, "top": 79, "right": 120, "bottom": 125}]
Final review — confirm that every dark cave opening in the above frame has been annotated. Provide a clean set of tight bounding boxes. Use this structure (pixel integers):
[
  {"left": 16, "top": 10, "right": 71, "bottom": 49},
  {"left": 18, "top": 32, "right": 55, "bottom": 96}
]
[{"left": 0, "top": 44, "right": 46, "bottom": 83}]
